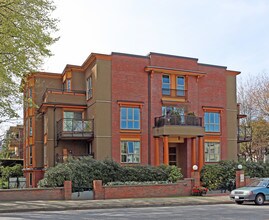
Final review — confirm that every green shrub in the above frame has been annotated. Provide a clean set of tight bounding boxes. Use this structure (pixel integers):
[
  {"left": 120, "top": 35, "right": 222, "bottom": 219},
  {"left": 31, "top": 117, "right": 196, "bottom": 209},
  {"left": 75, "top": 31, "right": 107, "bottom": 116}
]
[
  {"left": 38, "top": 157, "right": 183, "bottom": 191},
  {"left": 1, "top": 164, "right": 23, "bottom": 181}
]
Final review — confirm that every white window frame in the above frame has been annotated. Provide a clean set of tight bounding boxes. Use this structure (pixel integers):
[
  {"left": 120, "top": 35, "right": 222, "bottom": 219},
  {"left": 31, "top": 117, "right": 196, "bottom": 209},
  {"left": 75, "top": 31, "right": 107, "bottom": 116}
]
[{"left": 205, "top": 142, "right": 220, "bottom": 162}]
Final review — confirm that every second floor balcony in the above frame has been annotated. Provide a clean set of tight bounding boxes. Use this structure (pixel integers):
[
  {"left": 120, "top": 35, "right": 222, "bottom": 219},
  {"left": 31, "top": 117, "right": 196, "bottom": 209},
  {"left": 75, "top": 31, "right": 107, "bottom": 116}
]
[
  {"left": 57, "top": 118, "right": 94, "bottom": 140},
  {"left": 238, "top": 126, "right": 252, "bottom": 143},
  {"left": 153, "top": 115, "right": 204, "bottom": 137}
]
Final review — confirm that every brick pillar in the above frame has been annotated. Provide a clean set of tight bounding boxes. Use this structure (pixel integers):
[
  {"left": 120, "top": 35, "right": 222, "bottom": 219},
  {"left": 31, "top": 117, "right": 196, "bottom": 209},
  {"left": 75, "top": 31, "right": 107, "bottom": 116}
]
[
  {"left": 236, "top": 170, "right": 245, "bottom": 188},
  {"left": 198, "top": 137, "right": 204, "bottom": 172},
  {"left": 191, "top": 171, "right": 200, "bottom": 186},
  {"left": 155, "top": 137, "right": 160, "bottom": 166},
  {"left": 64, "top": 181, "right": 72, "bottom": 200},
  {"left": 191, "top": 138, "right": 197, "bottom": 167},
  {"left": 93, "top": 180, "right": 105, "bottom": 200},
  {"left": 163, "top": 136, "right": 169, "bottom": 165}
]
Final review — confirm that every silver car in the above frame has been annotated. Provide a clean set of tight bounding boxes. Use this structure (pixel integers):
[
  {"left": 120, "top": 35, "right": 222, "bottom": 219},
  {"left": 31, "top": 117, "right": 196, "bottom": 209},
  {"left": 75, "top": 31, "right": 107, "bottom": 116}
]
[{"left": 230, "top": 178, "right": 269, "bottom": 205}]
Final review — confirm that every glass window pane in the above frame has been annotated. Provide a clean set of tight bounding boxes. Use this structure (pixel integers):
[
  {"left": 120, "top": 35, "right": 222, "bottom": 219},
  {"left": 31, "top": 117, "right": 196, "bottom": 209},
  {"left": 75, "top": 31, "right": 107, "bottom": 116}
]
[
  {"left": 215, "top": 113, "right": 220, "bottom": 123},
  {"left": 127, "top": 108, "right": 133, "bottom": 120},
  {"left": 121, "top": 155, "right": 127, "bottom": 162},
  {"left": 162, "top": 75, "right": 170, "bottom": 83},
  {"left": 121, "top": 108, "right": 127, "bottom": 120},
  {"left": 64, "top": 112, "right": 73, "bottom": 118},
  {"left": 127, "top": 155, "right": 133, "bottom": 163},
  {"left": 127, "top": 121, "right": 133, "bottom": 128},
  {"left": 121, "top": 121, "right": 127, "bottom": 129},
  {"left": 210, "top": 113, "right": 214, "bottom": 122},
  {"left": 134, "top": 108, "right": 140, "bottom": 120},
  {"left": 134, "top": 121, "right": 140, "bottom": 129},
  {"left": 128, "top": 142, "right": 134, "bottom": 153},
  {"left": 177, "top": 77, "right": 184, "bottom": 85}
]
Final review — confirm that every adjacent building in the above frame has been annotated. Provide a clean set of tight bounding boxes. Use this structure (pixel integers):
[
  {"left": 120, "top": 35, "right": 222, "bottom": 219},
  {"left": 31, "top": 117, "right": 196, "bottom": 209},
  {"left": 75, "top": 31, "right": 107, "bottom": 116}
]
[
  {"left": 5, "top": 125, "right": 24, "bottom": 159},
  {"left": 23, "top": 52, "right": 242, "bottom": 187}
]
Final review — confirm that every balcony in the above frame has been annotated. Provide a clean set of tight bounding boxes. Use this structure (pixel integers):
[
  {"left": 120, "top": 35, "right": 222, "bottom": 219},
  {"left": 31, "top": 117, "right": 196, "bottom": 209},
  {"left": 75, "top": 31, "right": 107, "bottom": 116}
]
[
  {"left": 153, "top": 115, "right": 204, "bottom": 137},
  {"left": 55, "top": 154, "right": 94, "bottom": 164},
  {"left": 238, "top": 126, "right": 252, "bottom": 143},
  {"left": 42, "top": 88, "right": 86, "bottom": 105},
  {"left": 162, "top": 88, "right": 188, "bottom": 99},
  {"left": 57, "top": 118, "right": 94, "bottom": 140}
]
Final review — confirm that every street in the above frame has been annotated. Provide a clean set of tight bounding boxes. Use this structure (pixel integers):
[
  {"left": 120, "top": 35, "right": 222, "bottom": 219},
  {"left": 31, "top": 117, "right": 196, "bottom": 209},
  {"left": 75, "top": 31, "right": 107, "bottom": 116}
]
[{"left": 0, "top": 204, "right": 268, "bottom": 220}]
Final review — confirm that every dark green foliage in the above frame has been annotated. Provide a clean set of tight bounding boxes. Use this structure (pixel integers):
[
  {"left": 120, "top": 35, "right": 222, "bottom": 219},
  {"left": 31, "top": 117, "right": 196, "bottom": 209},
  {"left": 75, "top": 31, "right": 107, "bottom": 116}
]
[
  {"left": 1, "top": 164, "right": 23, "bottom": 181},
  {"left": 201, "top": 160, "right": 269, "bottom": 191},
  {"left": 38, "top": 157, "right": 183, "bottom": 191}
]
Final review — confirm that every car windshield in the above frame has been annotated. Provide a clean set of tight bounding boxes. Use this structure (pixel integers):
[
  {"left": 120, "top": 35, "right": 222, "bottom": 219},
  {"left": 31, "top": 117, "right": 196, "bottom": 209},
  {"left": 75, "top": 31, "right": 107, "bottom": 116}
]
[{"left": 247, "top": 180, "right": 269, "bottom": 187}]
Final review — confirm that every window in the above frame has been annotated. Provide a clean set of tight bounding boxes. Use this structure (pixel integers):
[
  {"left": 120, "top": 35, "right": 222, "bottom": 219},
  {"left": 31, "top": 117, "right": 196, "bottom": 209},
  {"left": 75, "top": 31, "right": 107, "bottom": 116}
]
[
  {"left": 29, "top": 145, "right": 33, "bottom": 165},
  {"left": 204, "top": 112, "right": 220, "bottom": 132},
  {"left": 29, "top": 118, "right": 33, "bottom": 136},
  {"left": 120, "top": 107, "right": 140, "bottom": 130},
  {"left": 66, "top": 79, "right": 71, "bottom": 92},
  {"left": 205, "top": 142, "right": 220, "bottom": 162},
  {"left": 162, "top": 106, "right": 185, "bottom": 123},
  {"left": 44, "top": 114, "right": 48, "bottom": 134},
  {"left": 29, "top": 173, "right": 33, "bottom": 187},
  {"left": 176, "top": 76, "right": 185, "bottom": 96},
  {"left": 29, "top": 88, "right": 33, "bottom": 107},
  {"left": 121, "top": 141, "right": 140, "bottom": 163},
  {"left": 25, "top": 148, "right": 28, "bottom": 166},
  {"left": 63, "top": 111, "right": 83, "bottom": 131},
  {"left": 87, "top": 76, "right": 92, "bottom": 99},
  {"left": 44, "top": 145, "right": 47, "bottom": 166},
  {"left": 162, "top": 75, "right": 170, "bottom": 95}
]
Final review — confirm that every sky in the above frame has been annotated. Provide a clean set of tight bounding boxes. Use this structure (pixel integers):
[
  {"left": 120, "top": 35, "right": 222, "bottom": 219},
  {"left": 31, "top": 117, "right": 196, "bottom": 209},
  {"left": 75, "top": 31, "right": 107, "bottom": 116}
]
[{"left": 1, "top": 0, "right": 269, "bottom": 137}]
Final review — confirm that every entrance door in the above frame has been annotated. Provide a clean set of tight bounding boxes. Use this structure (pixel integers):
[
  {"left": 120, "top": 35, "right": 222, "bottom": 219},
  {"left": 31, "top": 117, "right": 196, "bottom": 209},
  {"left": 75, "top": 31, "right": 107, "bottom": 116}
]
[{"left": 169, "top": 147, "right": 177, "bottom": 166}]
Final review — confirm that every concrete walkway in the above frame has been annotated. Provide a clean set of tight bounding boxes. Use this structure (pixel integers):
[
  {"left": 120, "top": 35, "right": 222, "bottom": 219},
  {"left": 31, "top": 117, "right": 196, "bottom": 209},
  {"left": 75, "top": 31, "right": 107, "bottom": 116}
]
[{"left": 0, "top": 195, "right": 232, "bottom": 213}]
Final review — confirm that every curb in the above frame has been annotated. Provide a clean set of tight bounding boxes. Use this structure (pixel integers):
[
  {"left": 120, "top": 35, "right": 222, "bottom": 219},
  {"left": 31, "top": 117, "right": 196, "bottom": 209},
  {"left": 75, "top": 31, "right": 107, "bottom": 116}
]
[{"left": 0, "top": 200, "right": 234, "bottom": 213}]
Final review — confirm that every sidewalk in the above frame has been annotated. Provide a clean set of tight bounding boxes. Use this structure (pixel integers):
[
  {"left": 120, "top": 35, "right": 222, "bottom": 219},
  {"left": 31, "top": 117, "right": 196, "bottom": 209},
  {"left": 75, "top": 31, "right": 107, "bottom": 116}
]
[{"left": 0, "top": 194, "right": 232, "bottom": 213}]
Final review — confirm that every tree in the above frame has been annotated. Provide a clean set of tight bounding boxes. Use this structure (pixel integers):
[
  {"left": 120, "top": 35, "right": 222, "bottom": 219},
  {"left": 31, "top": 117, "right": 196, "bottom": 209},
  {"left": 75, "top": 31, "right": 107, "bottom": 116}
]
[
  {"left": 0, "top": 0, "right": 59, "bottom": 121},
  {"left": 237, "top": 73, "right": 269, "bottom": 161}
]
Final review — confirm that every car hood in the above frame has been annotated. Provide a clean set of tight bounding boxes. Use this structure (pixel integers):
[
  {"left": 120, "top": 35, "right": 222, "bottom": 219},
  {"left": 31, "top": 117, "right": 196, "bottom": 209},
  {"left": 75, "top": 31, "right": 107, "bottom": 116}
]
[{"left": 234, "top": 186, "right": 264, "bottom": 191}]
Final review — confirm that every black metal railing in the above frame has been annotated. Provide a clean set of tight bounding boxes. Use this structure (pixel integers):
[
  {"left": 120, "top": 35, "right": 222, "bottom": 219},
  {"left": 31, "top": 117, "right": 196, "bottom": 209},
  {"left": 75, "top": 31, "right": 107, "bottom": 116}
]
[
  {"left": 162, "top": 88, "right": 187, "bottom": 98},
  {"left": 154, "top": 115, "right": 202, "bottom": 127},
  {"left": 57, "top": 118, "right": 94, "bottom": 140},
  {"left": 42, "top": 88, "right": 86, "bottom": 102},
  {"left": 238, "top": 126, "right": 252, "bottom": 143}
]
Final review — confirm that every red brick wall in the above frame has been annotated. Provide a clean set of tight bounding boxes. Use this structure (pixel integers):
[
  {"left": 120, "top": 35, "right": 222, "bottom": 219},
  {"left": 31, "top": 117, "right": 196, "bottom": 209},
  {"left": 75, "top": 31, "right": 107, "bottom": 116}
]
[
  {"left": 93, "top": 179, "right": 194, "bottom": 200},
  {"left": 0, "top": 181, "right": 72, "bottom": 201},
  {"left": 111, "top": 54, "right": 150, "bottom": 164}
]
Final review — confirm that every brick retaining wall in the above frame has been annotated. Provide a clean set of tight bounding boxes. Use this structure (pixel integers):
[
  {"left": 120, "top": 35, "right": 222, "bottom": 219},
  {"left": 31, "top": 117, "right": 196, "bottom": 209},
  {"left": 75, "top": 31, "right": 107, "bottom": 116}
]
[
  {"left": 0, "top": 181, "right": 72, "bottom": 201},
  {"left": 93, "top": 178, "right": 194, "bottom": 200}
]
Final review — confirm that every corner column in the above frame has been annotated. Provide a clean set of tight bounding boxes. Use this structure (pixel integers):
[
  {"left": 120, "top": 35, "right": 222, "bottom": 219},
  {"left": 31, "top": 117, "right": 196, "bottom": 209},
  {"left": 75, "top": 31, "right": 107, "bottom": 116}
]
[
  {"left": 163, "top": 136, "right": 169, "bottom": 165},
  {"left": 154, "top": 137, "right": 160, "bottom": 166},
  {"left": 198, "top": 137, "right": 204, "bottom": 171},
  {"left": 191, "top": 137, "right": 197, "bottom": 167}
]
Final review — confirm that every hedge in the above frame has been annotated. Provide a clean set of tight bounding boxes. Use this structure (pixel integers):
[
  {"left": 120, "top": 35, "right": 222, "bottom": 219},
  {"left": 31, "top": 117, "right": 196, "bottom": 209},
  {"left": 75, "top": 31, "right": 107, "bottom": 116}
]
[{"left": 38, "top": 157, "right": 183, "bottom": 191}]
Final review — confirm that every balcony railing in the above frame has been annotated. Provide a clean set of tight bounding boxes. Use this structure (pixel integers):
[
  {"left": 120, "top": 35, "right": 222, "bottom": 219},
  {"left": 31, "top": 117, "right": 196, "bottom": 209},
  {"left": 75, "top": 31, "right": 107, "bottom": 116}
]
[
  {"left": 57, "top": 118, "right": 94, "bottom": 140},
  {"left": 42, "top": 88, "right": 86, "bottom": 102},
  {"left": 162, "top": 88, "right": 187, "bottom": 98},
  {"left": 238, "top": 126, "right": 252, "bottom": 143},
  {"left": 154, "top": 115, "right": 202, "bottom": 127}
]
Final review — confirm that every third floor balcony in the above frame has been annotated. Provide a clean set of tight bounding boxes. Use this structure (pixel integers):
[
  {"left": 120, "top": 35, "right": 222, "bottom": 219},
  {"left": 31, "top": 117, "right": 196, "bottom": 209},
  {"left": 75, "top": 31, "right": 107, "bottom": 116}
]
[{"left": 42, "top": 88, "right": 86, "bottom": 105}]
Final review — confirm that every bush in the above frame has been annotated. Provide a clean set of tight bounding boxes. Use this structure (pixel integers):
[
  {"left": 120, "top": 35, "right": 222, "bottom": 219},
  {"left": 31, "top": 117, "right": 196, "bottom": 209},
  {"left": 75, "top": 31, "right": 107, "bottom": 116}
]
[
  {"left": 1, "top": 164, "right": 23, "bottom": 181},
  {"left": 200, "top": 160, "right": 269, "bottom": 191},
  {"left": 38, "top": 157, "right": 183, "bottom": 191}
]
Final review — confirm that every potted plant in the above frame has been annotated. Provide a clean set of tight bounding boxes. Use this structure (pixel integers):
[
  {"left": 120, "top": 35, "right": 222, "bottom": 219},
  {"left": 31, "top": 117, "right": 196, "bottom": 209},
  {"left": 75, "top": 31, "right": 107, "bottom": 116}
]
[{"left": 192, "top": 186, "right": 208, "bottom": 196}]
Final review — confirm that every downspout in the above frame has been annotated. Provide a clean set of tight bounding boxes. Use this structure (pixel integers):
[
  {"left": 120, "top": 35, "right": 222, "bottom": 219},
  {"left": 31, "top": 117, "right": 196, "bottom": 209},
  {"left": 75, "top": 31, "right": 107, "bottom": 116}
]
[
  {"left": 53, "top": 106, "right": 56, "bottom": 166},
  {"left": 148, "top": 71, "right": 152, "bottom": 165}
]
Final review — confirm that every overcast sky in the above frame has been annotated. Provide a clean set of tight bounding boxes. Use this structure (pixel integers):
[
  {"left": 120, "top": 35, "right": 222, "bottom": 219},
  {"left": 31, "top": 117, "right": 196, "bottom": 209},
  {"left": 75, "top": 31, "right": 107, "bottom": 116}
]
[
  {"left": 2, "top": 0, "right": 269, "bottom": 137},
  {"left": 43, "top": 0, "right": 269, "bottom": 79}
]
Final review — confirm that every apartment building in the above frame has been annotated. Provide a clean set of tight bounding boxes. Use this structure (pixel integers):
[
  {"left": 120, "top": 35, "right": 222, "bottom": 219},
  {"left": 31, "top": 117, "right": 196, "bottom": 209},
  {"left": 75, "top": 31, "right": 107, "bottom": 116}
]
[
  {"left": 23, "top": 52, "right": 241, "bottom": 187},
  {"left": 5, "top": 125, "right": 24, "bottom": 159}
]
